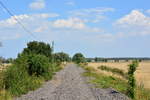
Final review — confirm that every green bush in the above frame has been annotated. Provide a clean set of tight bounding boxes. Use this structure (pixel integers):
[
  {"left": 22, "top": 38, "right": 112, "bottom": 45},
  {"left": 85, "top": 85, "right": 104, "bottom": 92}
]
[
  {"left": 4, "top": 54, "right": 52, "bottom": 96},
  {"left": 4, "top": 65, "right": 31, "bottom": 96},
  {"left": 127, "top": 61, "right": 139, "bottom": 99},
  {"left": 53, "top": 52, "right": 70, "bottom": 64},
  {"left": 27, "top": 54, "right": 52, "bottom": 79},
  {"left": 72, "top": 53, "right": 85, "bottom": 64}
]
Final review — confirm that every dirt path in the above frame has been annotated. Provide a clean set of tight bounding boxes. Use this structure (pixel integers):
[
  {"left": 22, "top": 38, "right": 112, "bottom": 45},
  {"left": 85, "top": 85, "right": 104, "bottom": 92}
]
[{"left": 15, "top": 64, "right": 129, "bottom": 100}]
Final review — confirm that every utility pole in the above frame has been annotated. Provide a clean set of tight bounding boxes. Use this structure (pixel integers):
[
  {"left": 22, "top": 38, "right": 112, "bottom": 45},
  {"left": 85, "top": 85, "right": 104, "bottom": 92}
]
[{"left": 51, "top": 41, "right": 55, "bottom": 72}]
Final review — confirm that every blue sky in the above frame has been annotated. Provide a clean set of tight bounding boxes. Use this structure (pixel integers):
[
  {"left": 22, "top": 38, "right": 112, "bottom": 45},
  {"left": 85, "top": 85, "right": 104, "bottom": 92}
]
[{"left": 0, "top": 0, "right": 150, "bottom": 58}]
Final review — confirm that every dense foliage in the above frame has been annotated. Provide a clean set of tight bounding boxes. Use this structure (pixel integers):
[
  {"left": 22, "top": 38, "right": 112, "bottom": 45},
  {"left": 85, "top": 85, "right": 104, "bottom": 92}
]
[
  {"left": 26, "top": 54, "right": 52, "bottom": 79},
  {"left": 1, "top": 41, "right": 62, "bottom": 97},
  {"left": 53, "top": 52, "right": 70, "bottom": 63},
  {"left": 22, "top": 41, "right": 52, "bottom": 58},
  {"left": 127, "top": 61, "right": 139, "bottom": 99},
  {"left": 72, "top": 53, "right": 85, "bottom": 64}
]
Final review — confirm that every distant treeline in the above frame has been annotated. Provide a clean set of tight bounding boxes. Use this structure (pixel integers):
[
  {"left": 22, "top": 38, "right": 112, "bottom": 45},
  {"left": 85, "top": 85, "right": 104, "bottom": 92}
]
[{"left": 86, "top": 57, "right": 150, "bottom": 62}]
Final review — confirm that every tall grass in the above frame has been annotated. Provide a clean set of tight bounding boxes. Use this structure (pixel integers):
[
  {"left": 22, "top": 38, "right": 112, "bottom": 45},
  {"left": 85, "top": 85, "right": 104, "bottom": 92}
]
[
  {"left": 136, "top": 83, "right": 150, "bottom": 100},
  {"left": 0, "top": 71, "right": 12, "bottom": 100},
  {"left": 0, "top": 55, "right": 62, "bottom": 100}
]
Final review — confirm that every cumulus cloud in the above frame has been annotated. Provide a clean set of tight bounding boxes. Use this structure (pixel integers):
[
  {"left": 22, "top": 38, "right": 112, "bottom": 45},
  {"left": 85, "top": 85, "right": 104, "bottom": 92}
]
[
  {"left": 0, "top": 13, "right": 105, "bottom": 42},
  {"left": 0, "top": 13, "right": 59, "bottom": 27},
  {"left": 53, "top": 18, "right": 86, "bottom": 29},
  {"left": 29, "top": 0, "right": 46, "bottom": 10},
  {"left": 0, "top": 13, "right": 59, "bottom": 40},
  {"left": 115, "top": 10, "right": 150, "bottom": 36}
]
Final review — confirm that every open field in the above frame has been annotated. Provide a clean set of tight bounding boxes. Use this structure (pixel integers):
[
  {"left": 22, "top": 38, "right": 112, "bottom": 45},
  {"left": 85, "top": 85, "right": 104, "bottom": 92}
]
[
  {"left": 88, "top": 62, "right": 150, "bottom": 89},
  {"left": 0, "top": 64, "right": 11, "bottom": 71}
]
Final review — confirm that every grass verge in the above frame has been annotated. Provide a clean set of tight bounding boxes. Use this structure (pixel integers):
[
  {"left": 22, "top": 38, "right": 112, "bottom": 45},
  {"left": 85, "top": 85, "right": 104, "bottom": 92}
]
[
  {"left": 98, "top": 65, "right": 128, "bottom": 79},
  {"left": 81, "top": 64, "right": 150, "bottom": 100},
  {"left": 82, "top": 67, "right": 127, "bottom": 94}
]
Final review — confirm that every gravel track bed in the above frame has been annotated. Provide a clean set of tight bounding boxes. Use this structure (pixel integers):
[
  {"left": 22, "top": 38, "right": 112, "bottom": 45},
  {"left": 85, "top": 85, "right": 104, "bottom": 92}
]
[{"left": 15, "top": 64, "right": 129, "bottom": 100}]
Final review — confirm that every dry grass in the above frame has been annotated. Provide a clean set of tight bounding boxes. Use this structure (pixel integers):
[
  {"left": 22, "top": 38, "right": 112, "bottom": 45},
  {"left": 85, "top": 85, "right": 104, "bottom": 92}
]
[
  {"left": 88, "top": 62, "right": 150, "bottom": 89},
  {"left": 0, "top": 64, "right": 11, "bottom": 71}
]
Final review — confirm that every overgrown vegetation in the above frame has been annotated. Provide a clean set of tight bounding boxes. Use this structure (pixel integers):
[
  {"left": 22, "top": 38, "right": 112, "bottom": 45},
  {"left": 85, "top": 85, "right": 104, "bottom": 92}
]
[
  {"left": 98, "top": 65, "right": 128, "bottom": 79},
  {"left": 126, "top": 61, "right": 139, "bottom": 99},
  {"left": 53, "top": 52, "right": 70, "bottom": 64},
  {"left": 0, "top": 41, "right": 64, "bottom": 100}
]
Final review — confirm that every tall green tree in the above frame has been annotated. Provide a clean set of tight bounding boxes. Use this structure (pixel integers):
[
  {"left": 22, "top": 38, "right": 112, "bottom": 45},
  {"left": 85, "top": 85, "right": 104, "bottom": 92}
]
[
  {"left": 21, "top": 41, "right": 52, "bottom": 58},
  {"left": 72, "top": 53, "right": 85, "bottom": 64}
]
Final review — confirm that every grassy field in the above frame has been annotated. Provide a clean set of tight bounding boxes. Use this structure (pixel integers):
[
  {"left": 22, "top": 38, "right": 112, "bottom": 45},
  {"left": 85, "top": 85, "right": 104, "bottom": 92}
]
[
  {"left": 0, "top": 64, "right": 11, "bottom": 71},
  {"left": 88, "top": 62, "right": 150, "bottom": 89}
]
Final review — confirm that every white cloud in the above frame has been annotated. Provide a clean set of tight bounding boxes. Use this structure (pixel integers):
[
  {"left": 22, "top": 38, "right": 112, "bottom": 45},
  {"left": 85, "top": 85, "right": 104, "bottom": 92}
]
[
  {"left": 115, "top": 10, "right": 150, "bottom": 36},
  {"left": 65, "top": 1, "right": 75, "bottom": 6},
  {"left": 69, "top": 7, "right": 115, "bottom": 23},
  {"left": 0, "top": 13, "right": 59, "bottom": 27},
  {"left": 53, "top": 17, "right": 86, "bottom": 29},
  {"left": 0, "top": 13, "right": 105, "bottom": 41},
  {"left": 0, "top": 13, "right": 59, "bottom": 40},
  {"left": 29, "top": 0, "right": 45, "bottom": 10}
]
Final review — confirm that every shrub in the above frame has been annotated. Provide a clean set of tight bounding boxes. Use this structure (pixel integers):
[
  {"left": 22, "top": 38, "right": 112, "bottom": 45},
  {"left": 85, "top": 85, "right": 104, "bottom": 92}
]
[
  {"left": 4, "top": 54, "right": 52, "bottom": 96},
  {"left": 53, "top": 52, "right": 70, "bottom": 64},
  {"left": 127, "top": 61, "right": 139, "bottom": 99},
  {"left": 72, "top": 53, "right": 85, "bottom": 64},
  {"left": 4, "top": 64, "right": 31, "bottom": 96},
  {"left": 27, "top": 54, "right": 52, "bottom": 79}
]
